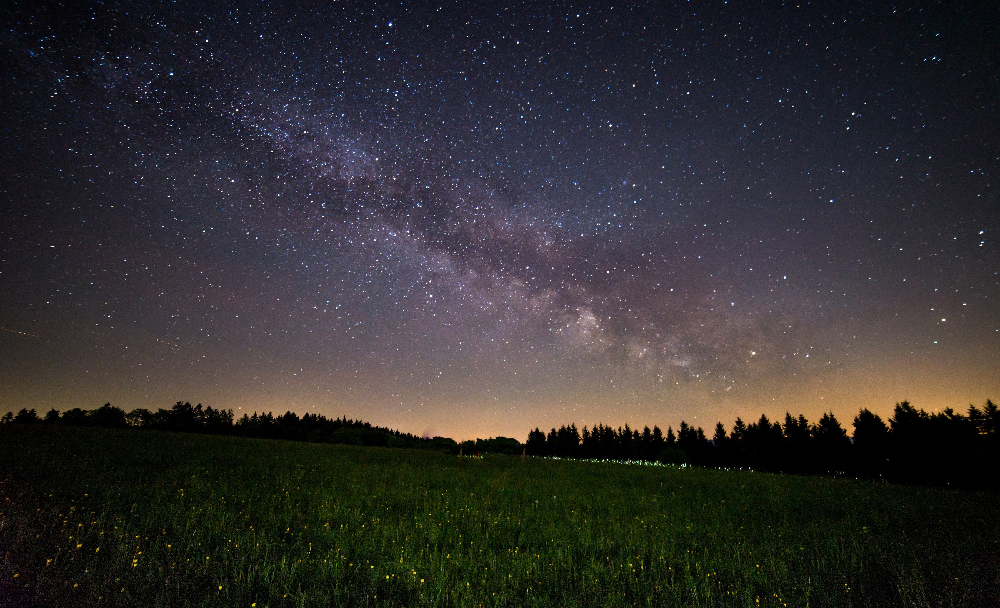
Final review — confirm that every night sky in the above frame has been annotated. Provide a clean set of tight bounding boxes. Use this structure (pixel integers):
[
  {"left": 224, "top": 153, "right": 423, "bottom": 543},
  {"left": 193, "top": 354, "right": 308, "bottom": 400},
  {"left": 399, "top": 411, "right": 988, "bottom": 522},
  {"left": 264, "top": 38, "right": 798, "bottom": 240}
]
[{"left": 2, "top": 1, "right": 997, "bottom": 441}]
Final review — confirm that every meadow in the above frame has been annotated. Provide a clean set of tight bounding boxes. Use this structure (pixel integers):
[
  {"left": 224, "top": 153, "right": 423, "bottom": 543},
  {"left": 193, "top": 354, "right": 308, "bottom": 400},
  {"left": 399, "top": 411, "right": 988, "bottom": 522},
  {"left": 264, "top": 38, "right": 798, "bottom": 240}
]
[{"left": 1, "top": 425, "right": 998, "bottom": 607}]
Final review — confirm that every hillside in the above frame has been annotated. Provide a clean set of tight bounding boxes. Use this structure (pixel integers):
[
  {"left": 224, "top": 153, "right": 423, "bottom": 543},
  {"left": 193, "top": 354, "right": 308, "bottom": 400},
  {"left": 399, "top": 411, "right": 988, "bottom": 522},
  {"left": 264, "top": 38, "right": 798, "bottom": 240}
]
[{"left": 2, "top": 426, "right": 998, "bottom": 607}]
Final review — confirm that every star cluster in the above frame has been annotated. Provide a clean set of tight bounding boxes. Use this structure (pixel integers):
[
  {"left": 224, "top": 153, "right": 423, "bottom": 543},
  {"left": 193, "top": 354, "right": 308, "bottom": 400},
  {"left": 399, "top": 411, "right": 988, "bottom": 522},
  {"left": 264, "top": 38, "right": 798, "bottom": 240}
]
[{"left": 2, "top": 1, "right": 997, "bottom": 439}]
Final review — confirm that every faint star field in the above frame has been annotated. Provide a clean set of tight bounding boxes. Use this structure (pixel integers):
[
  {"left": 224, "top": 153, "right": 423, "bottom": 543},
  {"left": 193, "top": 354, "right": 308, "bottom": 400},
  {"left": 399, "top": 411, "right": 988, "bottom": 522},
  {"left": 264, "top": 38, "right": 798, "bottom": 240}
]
[{"left": 1, "top": 1, "right": 997, "bottom": 439}]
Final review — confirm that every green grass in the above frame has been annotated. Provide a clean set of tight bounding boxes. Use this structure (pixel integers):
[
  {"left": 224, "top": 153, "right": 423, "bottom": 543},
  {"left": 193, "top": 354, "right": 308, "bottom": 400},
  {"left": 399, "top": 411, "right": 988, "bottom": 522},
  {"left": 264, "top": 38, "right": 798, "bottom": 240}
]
[{"left": 1, "top": 426, "right": 998, "bottom": 607}]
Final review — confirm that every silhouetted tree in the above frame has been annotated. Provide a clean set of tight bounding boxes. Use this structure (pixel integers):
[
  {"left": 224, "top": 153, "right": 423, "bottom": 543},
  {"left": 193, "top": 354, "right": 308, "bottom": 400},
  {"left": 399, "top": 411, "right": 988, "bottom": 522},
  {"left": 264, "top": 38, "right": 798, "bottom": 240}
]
[
  {"left": 711, "top": 422, "right": 728, "bottom": 467},
  {"left": 545, "top": 427, "right": 559, "bottom": 455},
  {"left": 813, "top": 412, "right": 850, "bottom": 473},
  {"left": 676, "top": 421, "right": 711, "bottom": 464},
  {"left": 61, "top": 408, "right": 89, "bottom": 426},
  {"left": 745, "top": 414, "right": 783, "bottom": 471},
  {"left": 852, "top": 408, "right": 889, "bottom": 478},
  {"left": 275, "top": 410, "right": 299, "bottom": 439},
  {"left": 728, "top": 418, "right": 748, "bottom": 467},
  {"left": 553, "top": 424, "right": 580, "bottom": 457},
  {"left": 475, "top": 436, "right": 522, "bottom": 455},
  {"left": 651, "top": 425, "right": 665, "bottom": 457},
  {"left": 420, "top": 436, "right": 456, "bottom": 454},
  {"left": 44, "top": 408, "right": 60, "bottom": 423},
  {"left": 585, "top": 424, "right": 602, "bottom": 458},
  {"left": 638, "top": 426, "right": 654, "bottom": 461},
  {"left": 712, "top": 422, "right": 727, "bottom": 445},
  {"left": 126, "top": 408, "right": 155, "bottom": 427},
  {"left": 657, "top": 440, "right": 687, "bottom": 465},
  {"left": 13, "top": 408, "right": 40, "bottom": 424},
  {"left": 981, "top": 399, "right": 1000, "bottom": 435},
  {"left": 168, "top": 401, "right": 198, "bottom": 432},
  {"left": 929, "top": 407, "right": 980, "bottom": 488},
  {"left": 782, "top": 413, "right": 812, "bottom": 473},
  {"left": 91, "top": 403, "right": 127, "bottom": 428},
  {"left": 974, "top": 400, "right": 1000, "bottom": 488},
  {"left": 202, "top": 405, "right": 233, "bottom": 434},
  {"left": 616, "top": 424, "right": 634, "bottom": 460},
  {"left": 883, "top": 400, "right": 983, "bottom": 487},
  {"left": 888, "top": 401, "right": 931, "bottom": 484},
  {"left": 525, "top": 428, "right": 547, "bottom": 456}
]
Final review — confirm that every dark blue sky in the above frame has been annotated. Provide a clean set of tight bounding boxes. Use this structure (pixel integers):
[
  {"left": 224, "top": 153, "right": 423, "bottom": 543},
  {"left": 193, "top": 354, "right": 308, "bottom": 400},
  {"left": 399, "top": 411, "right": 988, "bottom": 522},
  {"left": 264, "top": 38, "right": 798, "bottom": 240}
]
[{"left": 2, "top": 1, "right": 997, "bottom": 439}]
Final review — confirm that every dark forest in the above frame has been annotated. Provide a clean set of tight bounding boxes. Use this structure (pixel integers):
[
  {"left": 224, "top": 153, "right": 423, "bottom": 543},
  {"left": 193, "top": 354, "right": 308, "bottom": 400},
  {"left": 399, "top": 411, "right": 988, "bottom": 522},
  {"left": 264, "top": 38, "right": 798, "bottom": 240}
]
[{"left": 5, "top": 399, "right": 998, "bottom": 491}]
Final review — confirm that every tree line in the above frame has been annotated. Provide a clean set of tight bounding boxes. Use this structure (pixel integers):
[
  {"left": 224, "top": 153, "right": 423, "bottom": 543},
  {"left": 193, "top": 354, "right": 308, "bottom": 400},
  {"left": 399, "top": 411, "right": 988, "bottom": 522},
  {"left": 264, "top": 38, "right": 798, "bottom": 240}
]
[
  {"left": 526, "top": 400, "right": 1000, "bottom": 490},
  {"left": 4, "top": 399, "right": 998, "bottom": 490},
  {"left": 0, "top": 402, "right": 460, "bottom": 453}
]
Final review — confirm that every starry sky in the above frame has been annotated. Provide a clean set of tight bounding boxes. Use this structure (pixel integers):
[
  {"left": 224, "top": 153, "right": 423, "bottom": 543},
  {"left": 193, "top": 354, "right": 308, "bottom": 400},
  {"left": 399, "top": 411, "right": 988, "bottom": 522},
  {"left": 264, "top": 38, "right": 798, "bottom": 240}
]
[{"left": 2, "top": 1, "right": 997, "bottom": 440}]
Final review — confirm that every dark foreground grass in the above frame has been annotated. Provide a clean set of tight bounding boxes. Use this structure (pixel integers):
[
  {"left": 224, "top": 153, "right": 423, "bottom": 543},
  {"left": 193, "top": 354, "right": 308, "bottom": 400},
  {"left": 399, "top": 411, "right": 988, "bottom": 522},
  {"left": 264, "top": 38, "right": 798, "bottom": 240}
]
[{"left": 1, "top": 426, "right": 998, "bottom": 607}]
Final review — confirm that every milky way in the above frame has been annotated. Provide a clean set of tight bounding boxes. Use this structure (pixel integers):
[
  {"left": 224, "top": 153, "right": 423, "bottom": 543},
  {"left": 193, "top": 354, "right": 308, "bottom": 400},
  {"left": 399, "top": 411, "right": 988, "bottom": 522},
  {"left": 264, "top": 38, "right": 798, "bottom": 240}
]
[{"left": 2, "top": 1, "right": 997, "bottom": 439}]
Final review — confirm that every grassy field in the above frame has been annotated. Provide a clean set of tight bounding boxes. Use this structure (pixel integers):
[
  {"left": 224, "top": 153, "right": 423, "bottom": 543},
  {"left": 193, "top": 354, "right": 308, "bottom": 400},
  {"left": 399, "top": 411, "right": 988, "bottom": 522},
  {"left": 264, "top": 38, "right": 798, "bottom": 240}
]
[{"left": 1, "top": 426, "right": 998, "bottom": 607}]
